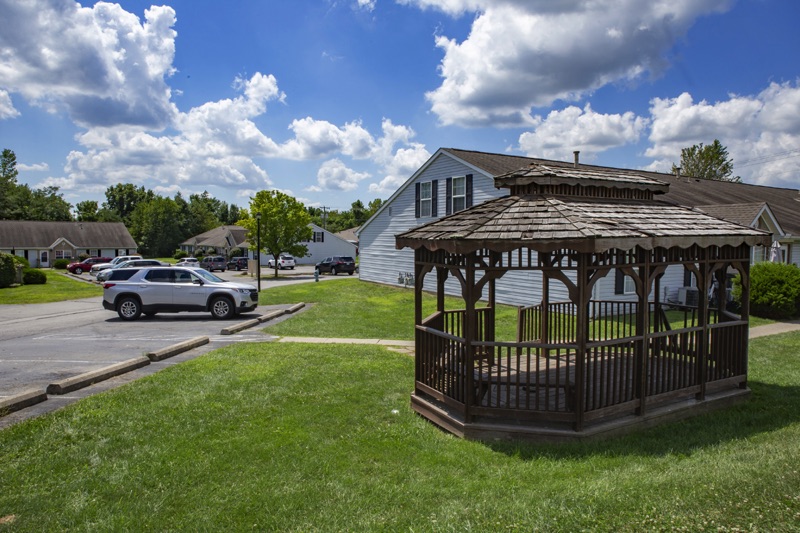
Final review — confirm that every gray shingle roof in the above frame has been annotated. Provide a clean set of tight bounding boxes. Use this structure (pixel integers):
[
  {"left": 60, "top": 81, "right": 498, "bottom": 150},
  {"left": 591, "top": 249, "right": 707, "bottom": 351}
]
[
  {"left": 397, "top": 194, "right": 770, "bottom": 254},
  {"left": 0, "top": 221, "right": 137, "bottom": 249},
  {"left": 444, "top": 148, "right": 800, "bottom": 236}
]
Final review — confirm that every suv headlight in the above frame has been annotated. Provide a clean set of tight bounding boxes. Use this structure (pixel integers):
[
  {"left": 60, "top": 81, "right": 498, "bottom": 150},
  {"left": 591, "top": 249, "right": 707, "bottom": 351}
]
[{"left": 237, "top": 289, "right": 251, "bottom": 294}]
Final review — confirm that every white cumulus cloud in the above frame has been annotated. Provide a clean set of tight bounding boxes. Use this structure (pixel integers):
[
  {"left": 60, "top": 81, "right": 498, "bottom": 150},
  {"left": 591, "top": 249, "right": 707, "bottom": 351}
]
[
  {"left": 0, "top": 0, "right": 178, "bottom": 128},
  {"left": 406, "top": 0, "right": 732, "bottom": 127},
  {"left": 519, "top": 104, "right": 647, "bottom": 159}
]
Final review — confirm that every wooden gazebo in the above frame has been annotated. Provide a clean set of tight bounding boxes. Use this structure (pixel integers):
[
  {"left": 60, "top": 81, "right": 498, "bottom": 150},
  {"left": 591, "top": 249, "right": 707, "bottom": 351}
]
[{"left": 396, "top": 163, "right": 771, "bottom": 442}]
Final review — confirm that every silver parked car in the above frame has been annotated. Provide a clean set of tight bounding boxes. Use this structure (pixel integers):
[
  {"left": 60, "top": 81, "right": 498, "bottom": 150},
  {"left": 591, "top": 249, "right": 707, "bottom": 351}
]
[
  {"left": 102, "top": 266, "right": 258, "bottom": 320},
  {"left": 95, "top": 259, "right": 166, "bottom": 282}
]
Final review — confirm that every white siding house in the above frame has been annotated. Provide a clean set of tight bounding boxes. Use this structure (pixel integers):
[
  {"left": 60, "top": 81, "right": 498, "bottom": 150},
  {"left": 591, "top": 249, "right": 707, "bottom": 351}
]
[
  {"left": 291, "top": 223, "right": 357, "bottom": 265},
  {"left": 359, "top": 148, "right": 799, "bottom": 307}
]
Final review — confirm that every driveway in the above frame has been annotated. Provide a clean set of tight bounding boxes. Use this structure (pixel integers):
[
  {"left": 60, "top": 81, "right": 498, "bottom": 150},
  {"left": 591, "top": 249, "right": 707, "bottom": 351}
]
[{"left": 0, "top": 264, "right": 340, "bottom": 403}]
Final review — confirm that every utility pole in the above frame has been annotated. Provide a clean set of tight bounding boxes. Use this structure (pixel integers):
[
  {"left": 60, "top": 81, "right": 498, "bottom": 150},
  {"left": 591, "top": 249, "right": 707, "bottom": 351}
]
[{"left": 321, "top": 206, "right": 330, "bottom": 230}]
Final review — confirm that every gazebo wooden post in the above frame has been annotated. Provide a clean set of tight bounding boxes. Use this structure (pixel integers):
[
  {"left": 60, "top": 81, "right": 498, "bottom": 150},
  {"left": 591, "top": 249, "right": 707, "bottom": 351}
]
[
  {"left": 539, "top": 251, "right": 551, "bottom": 358},
  {"left": 634, "top": 247, "right": 652, "bottom": 416},
  {"left": 463, "top": 252, "right": 478, "bottom": 423},
  {"left": 696, "top": 248, "right": 710, "bottom": 401},
  {"left": 739, "top": 260, "right": 751, "bottom": 389},
  {"left": 574, "top": 252, "right": 590, "bottom": 431}
]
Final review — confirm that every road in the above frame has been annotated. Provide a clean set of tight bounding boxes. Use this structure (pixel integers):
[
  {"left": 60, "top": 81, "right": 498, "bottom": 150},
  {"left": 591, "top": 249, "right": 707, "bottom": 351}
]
[{"left": 0, "top": 265, "right": 338, "bottom": 400}]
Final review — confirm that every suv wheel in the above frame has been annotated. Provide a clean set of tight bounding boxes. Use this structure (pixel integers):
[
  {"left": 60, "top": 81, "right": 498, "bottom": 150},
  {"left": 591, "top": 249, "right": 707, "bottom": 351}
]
[
  {"left": 117, "top": 297, "right": 142, "bottom": 321},
  {"left": 210, "top": 296, "right": 235, "bottom": 319},
  {"left": 331, "top": 267, "right": 337, "bottom": 275}
]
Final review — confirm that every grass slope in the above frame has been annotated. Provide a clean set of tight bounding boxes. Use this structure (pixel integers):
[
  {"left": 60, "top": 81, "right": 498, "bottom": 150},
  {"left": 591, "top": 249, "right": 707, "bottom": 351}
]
[{"left": 1, "top": 335, "right": 799, "bottom": 531}]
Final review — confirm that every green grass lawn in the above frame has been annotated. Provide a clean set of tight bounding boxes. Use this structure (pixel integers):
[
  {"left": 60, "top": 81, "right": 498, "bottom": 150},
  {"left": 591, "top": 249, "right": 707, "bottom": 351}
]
[
  {"left": 0, "top": 270, "right": 101, "bottom": 304},
  {"left": 262, "top": 278, "right": 776, "bottom": 340},
  {"left": 1, "top": 333, "right": 799, "bottom": 531}
]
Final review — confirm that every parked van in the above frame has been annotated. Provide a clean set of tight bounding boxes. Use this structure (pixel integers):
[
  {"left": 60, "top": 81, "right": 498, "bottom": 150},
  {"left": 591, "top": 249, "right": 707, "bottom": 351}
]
[{"left": 200, "top": 255, "right": 227, "bottom": 272}]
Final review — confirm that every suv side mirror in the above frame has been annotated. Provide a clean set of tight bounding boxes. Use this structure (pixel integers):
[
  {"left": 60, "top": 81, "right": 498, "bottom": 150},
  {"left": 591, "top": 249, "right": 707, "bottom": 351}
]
[{"left": 193, "top": 278, "right": 204, "bottom": 285}]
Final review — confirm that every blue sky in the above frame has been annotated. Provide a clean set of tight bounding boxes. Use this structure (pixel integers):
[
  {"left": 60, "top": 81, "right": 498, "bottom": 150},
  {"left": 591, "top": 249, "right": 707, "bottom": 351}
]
[{"left": 1, "top": 0, "right": 799, "bottom": 214}]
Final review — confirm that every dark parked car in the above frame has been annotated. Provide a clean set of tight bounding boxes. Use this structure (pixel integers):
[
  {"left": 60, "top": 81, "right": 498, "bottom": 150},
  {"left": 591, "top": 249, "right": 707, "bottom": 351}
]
[
  {"left": 315, "top": 256, "right": 356, "bottom": 275},
  {"left": 200, "top": 255, "right": 227, "bottom": 272},
  {"left": 67, "top": 256, "right": 112, "bottom": 274},
  {"left": 227, "top": 256, "right": 249, "bottom": 271}
]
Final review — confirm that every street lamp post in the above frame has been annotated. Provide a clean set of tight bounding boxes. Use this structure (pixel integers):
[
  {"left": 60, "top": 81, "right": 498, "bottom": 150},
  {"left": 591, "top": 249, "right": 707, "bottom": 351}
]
[{"left": 256, "top": 212, "right": 262, "bottom": 292}]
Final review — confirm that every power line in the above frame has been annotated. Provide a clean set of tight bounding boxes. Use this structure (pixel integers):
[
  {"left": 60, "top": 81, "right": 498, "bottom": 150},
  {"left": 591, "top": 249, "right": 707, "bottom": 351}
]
[{"left": 736, "top": 149, "right": 800, "bottom": 169}]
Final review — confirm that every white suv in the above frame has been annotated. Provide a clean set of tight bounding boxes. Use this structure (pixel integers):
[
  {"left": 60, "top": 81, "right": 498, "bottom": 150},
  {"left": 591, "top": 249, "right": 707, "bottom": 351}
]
[
  {"left": 91, "top": 255, "right": 143, "bottom": 275},
  {"left": 266, "top": 254, "right": 296, "bottom": 270},
  {"left": 102, "top": 266, "right": 258, "bottom": 320}
]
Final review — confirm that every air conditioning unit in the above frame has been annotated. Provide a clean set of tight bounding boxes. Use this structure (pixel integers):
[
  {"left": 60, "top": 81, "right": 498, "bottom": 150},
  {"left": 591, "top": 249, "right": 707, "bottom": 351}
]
[{"left": 677, "top": 287, "right": 699, "bottom": 306}]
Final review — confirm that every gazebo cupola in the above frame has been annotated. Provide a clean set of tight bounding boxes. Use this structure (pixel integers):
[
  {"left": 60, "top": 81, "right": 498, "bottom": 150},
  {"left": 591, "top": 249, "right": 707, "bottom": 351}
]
[{"left": 396, "top": 162, "right": 771, "bottom": 442}]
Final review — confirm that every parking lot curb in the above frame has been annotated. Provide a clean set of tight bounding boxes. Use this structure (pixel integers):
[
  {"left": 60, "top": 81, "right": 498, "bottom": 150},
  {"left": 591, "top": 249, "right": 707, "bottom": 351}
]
[
  {"left": 147, "top": 336, "right": 210, "bottom": 362},
  {"left": 257, "top": 309, "right": 286, "bottom": 323},
  {"left": 220, "top": 319, "right": 261, "bottom": 335},
  {"left": 286, "top": 302, "right": 306, "bottom": 313},
  {"left": 0, "top": 388, "right": 48, "bottom": 416},
  {"left": 46, "top": 356, "right": 151, "bottom": 395}
]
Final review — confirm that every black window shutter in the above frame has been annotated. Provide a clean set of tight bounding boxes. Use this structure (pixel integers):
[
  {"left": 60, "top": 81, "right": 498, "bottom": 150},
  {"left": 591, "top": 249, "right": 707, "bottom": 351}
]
[
  {"left": 415, "top": 182, "right": 420, "bottom": 218},
  {"left": 683, "top": 267, "right": 692, "bottom": 287},
  {"left": 615, "top": 268, "right": 624, "bottom": 295},
  {"left": 466, "top": 174, "right": 473, "bottom": 208},
  {"left": 431, "top": 180, "right": 438, "bottom": 217},
  {"left": 321, "top": 231, "right": 324, "bottom": 242},
  {"left": 445, "top": 178, "right": 452, "bottom": 215}
]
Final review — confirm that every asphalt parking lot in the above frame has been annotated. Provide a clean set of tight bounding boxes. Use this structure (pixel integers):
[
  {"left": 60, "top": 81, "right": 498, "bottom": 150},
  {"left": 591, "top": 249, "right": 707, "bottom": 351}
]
[{"left": 0, "top": 264, "right": 342, "bottom": 427}]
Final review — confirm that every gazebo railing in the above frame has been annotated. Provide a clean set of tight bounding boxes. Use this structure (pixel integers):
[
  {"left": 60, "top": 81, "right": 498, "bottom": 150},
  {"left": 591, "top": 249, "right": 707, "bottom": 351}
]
[{"left": 415, "top": 303, "right": 749, "bottom": 426}]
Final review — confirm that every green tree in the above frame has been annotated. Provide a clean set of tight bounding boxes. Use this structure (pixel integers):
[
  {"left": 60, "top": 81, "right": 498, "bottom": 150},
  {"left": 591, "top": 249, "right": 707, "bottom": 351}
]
[
  {"left": 0, "top": 149, "right": 19, "bottom": 219},
  {"left": 673, "top": 139, "right": 740, "bottom": 182},
  {"left": 75, "top": 200, "right": 99, "bottom": 221},
  {"left": 129, "top": 196, "right": 182, "bottom": 257},
  {"left": 103, "top": 184, "right": 154, "bottom": 224},
  {"left": 28, "top": 186, "right": 73, "bottom": 221},
  {"left": 241, "top": 191, "right": 312, "bottom": 278}
]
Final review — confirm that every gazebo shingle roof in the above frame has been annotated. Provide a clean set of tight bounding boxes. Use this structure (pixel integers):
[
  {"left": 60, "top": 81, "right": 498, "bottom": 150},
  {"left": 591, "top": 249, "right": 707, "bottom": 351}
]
[{"left": 397, "top": 162, "right": 771, "bottom": 254}]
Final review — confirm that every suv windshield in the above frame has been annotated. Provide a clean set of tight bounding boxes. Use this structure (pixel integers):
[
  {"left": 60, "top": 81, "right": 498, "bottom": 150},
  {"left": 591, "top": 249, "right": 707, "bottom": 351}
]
[{"left": 194, "top": 269, "right": 224, "bottom": 283}]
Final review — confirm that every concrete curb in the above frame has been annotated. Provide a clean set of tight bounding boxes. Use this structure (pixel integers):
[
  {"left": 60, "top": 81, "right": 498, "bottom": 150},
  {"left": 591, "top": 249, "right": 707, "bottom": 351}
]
[
  {"left": 257, "top": 309, "right": 286, "bottom": 323},
  {"left": 147, "top": 336, "right": 209, "bottom": 361},
  {"left": 286, "top": 302, "right": 306, "bottom": 313},
  {"left": 0, "top": 388, "right": 48, "bottom": 415},
  {"left": 220, "top": 319, "right": 261, "bottom": 335},
  {"left": 46, "top": 356, "right": 151, "bottom": 395}
]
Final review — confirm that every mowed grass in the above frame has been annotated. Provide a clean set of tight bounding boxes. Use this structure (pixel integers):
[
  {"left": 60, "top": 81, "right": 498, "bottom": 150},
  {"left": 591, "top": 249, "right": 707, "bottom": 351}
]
[
  {"left": 1, "top": 335, "right": 799, "bottom": 531},
  {"left": 262, "top": 278, "right": 775, "bottom": 340},
  {"left": 0, "top": 270, "right": 101, "bottom": 304}
]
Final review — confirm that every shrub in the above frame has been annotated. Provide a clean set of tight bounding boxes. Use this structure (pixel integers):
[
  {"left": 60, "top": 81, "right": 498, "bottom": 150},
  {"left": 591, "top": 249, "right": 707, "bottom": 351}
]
[
  {"left": 0, "top": 253, "right": 15, "bottom": 288},
  {"left": 11, "top": 255, "right": 30, "bottom": 269},
  {"left": 173, "top": 250, "right": 188, "bottom": 260},
  {"left": 78, "top": 253, "right": 90, "bottom": 261},
  {"left": 22, "top": 268, "right": 47, "bottom": 285},
  {"left": 733, "top": 262, "right": 800, "bottom": 319},
  {"left": 53, "top": 258, "right": 71, "bottom": 270}
]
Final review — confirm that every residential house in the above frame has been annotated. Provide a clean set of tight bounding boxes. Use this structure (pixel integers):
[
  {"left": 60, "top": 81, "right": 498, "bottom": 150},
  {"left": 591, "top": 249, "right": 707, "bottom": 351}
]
[
  {"left": 181, "top": 223, "right": 356, "bottom": 265},
  {"left": 358, "top": 148, "right": 800, "bottom": 306},
  {"left": 0, "top": 220, "right": 138, "bottom": 267}
]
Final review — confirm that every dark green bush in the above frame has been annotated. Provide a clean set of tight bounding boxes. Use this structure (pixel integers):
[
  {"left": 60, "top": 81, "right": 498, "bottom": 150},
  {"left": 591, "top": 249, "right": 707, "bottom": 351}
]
[
  {"left": 0, "top": 253, "right": 15, "bottom": 288},
  {"left": 22, "top": 268, "right": 47, "bottom": 285},
  {"left": 173, "top": 250, "right": 188, "bottom": 260},
  {"left": 53, "top": 258, "right": 71, "bottom": 269},
  {"left": 733, "top": 262, "right": 800, "bottom": 319}
]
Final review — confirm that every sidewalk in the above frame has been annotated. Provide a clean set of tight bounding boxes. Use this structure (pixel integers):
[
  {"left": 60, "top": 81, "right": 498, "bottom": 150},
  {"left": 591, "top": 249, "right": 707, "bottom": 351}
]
[{"left": 749, "top": 319, "right": 800, "bottom": 339}]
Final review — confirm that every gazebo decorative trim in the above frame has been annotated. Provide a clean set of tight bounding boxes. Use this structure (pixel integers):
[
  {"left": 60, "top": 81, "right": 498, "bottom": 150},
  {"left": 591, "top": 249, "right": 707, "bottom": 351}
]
[{"left": 396, "top": 163, "right": 772, "bottom": 442}]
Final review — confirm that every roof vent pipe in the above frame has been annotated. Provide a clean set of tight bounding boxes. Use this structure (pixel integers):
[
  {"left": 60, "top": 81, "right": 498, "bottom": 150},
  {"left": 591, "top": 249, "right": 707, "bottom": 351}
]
[
  {"left": 573, "top": 151, "right": 580, "bottom": 168},
  {"left": 675, "top": 166, "right": 681, "bottom": 180}
]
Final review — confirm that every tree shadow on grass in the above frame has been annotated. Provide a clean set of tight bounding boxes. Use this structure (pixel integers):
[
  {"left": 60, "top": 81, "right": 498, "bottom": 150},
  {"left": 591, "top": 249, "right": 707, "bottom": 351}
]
[{"left": 485, "top": 380, "right": 800, "bottom": 460}]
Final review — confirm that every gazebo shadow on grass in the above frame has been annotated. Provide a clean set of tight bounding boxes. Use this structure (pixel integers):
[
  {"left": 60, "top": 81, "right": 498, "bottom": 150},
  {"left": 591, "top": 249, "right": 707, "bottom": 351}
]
[{"left": 485, "top": 380, "right": 800, "bottom": 460}]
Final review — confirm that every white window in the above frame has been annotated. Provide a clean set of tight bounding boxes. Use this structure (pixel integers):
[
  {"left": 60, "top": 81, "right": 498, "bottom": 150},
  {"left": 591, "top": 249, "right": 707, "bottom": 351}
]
[
  {"left": 312, "top": 231, "right": 325, "bottom": 243},
  {"left": 623, "top": 275, "right": 636, "bottom": 295},
  {"left": 420, "top": 182, "right": 432, "bottom": 217},
  {"left": 452, "top": 176, "right": 466, "bottom": 213},
  {"left": 55, "top": 250, "right": 72, "bottom": 260}
]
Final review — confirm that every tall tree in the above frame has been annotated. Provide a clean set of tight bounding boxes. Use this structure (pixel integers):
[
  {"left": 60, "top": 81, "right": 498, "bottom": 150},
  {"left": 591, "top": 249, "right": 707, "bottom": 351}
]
[
  {"left": 241, "top": 191, "right": 312, "bottom": 278},
  {"left": 103, "top": 184, "right": 154, "bottom": 223},
  {"left": 75, "top": 200, "right": 99, "bottom": 221},
  {"left": 673, "top": 139, "right": 740, "bottom": 182},
  {"left": 128, "top": 196, "right": 182, "bottom": 257},
  {"left": 0, "top": 149, "right": 19, "bottom": 219}
]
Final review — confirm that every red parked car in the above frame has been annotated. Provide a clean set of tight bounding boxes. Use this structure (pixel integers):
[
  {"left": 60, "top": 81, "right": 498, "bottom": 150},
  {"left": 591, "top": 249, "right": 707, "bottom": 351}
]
[{"left": 67, "top": 257, "right": 113, "bottom": 275}]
